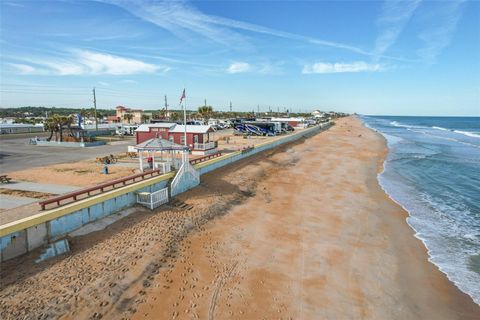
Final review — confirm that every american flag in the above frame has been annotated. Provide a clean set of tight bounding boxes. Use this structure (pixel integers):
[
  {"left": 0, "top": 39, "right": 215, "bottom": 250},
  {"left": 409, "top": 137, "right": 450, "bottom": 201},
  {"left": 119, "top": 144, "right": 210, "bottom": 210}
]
[{"left": 179, "top": 88, "right": 186, "bottom": 104}]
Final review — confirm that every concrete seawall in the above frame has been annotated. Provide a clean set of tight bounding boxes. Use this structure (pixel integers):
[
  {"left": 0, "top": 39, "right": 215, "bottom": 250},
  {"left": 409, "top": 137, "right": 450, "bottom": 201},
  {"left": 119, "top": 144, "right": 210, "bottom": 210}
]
[{"left": 0, "top": 123, "right": 331, "bottom": 261}]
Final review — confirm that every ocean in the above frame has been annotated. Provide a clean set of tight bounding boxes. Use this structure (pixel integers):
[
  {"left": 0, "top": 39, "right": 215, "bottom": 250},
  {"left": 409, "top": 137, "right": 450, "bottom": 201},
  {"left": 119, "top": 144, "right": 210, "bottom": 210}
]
[{"left": 360, "top": 115, "right": 480, "bottom": 305}]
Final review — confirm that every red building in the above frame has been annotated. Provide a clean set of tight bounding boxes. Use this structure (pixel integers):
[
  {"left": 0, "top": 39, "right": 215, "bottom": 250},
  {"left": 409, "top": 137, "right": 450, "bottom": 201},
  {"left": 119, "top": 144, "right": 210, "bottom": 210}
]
[
  {"left": 135, "top": 124, "right": 217, "bottom": 155},
  {"left": 135, "top": 123, "right": 176, "bottom": 144}
]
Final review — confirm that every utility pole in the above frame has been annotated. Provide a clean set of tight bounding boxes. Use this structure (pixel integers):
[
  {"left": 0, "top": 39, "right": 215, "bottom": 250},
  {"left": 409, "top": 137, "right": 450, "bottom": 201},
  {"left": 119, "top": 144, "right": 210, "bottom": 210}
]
[
  {"left": 257, "top": 104, "right": 259, "bottom": 113},
  {"left": 204, "top": 99, "right": 207, "bottom": 107},
  {"left": 93, "top": 88, "right": 98, "bottom": 131},
  {"left": 229, "top": 101, "right": 232, "bottom": 112}
]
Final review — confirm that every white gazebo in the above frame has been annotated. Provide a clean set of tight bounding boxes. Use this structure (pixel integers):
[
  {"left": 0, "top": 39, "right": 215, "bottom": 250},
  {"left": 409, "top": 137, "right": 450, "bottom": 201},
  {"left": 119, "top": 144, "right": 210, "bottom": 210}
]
[{"left": 135, "top": 138, "right": 189, "bottom": 173}]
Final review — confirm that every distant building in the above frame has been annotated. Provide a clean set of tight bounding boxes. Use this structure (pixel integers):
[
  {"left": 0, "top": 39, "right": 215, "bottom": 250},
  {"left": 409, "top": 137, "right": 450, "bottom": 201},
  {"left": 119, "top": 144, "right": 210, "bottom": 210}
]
[
  {"left": 0, "top": 123, "right": 44, "bottom": 134},
  {"left": 107, "top": 115, "right": 121, "bottom": 123},
  {"left": 115, "top": 106, "right": 152, "bottom": 124},
  {"left": 271, "top": 117, "right": 308, "bottom": 128}
]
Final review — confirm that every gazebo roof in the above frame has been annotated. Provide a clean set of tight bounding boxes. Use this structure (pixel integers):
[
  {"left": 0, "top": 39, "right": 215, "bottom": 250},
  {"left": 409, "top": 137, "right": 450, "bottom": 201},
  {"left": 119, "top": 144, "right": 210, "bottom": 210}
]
[{"left": 135, "top": 138, "right": 187, "bottom": 151}]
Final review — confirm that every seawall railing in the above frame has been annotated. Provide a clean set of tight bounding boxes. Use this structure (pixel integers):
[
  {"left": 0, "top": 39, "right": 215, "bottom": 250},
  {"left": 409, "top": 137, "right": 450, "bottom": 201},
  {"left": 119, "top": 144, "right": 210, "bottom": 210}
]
[
  {"left": 189, "top": 152, "right": 222, "bottom": 165},
  {"left": 38, "top": 169, "right": 161, "bottom": 210}
]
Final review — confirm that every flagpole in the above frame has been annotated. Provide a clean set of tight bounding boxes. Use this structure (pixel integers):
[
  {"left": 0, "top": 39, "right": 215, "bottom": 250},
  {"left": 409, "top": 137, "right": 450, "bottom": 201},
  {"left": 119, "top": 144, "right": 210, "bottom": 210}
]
[{"left": 183, "top": 89, "right": 187, "bottom": 148}]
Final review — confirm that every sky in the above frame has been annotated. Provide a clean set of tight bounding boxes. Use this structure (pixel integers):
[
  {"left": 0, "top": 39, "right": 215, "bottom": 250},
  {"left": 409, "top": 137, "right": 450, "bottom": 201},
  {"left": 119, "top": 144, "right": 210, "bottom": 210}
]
[{"left": 0, "top": 0, "right": 479, "bottom": 115}]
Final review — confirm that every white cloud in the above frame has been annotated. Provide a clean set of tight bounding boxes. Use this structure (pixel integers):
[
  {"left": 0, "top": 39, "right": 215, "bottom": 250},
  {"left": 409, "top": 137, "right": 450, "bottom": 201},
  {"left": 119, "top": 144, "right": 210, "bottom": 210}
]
[
  {"left": 41, "top": 61, "right": 85, "bottom": 75},
  {"left": 227, "top": 62, "right": 251, "bottom": 74},
  {"left": 373, "top": 0, "right": 421, "bottom": 59},
  {"left": 9, "top": 63, "right": 36, "bottom": 74},
  {"left": 302, "top": 61, "right": 385, "bottom": 74},
  {"left": 9, "top": 50, "right": 166, "bottom": 76},
  {"left": 416, "top": 0, "right": 465, "bottom": 64},
  {"left": 103, "top": 0, "right": 376, "bottom": 57},
  {"left": 74, "top": 50, "right": 161, "bottom": 75}
]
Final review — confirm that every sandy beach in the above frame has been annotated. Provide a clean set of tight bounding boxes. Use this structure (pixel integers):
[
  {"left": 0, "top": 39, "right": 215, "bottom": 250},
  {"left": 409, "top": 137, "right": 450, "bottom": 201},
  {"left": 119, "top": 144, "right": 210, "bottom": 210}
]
[{"left": 1, "top": 116, "right": 478, "bottom": 319}]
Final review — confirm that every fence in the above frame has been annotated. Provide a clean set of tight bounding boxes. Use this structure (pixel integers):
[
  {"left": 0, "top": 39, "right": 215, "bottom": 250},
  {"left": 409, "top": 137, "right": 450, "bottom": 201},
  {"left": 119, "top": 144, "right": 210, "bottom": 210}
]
[
  {"left": 193, "top": 141, "right": 217, "bottom": 150},
  {"left": 189, "top": 152, "right": 222, "bottom": 165},
  {"left": 137, "top": 187, "right": 169, "bottom": 210},
  {"left": 38, "top": 169, "right": 161, "bottom": 210}
]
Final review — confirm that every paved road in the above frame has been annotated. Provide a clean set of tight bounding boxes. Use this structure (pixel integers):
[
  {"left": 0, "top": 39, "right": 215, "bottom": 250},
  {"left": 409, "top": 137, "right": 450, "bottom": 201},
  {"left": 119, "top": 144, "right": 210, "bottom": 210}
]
[
  {"left": 0, "top": 136, "right": 135, "bottom": 173},
  {"left": 1, "top": 181, "right": 80, "bottom": 194},
  {"left": 0, "top": 194, "right": 37, "bottom": 209}
]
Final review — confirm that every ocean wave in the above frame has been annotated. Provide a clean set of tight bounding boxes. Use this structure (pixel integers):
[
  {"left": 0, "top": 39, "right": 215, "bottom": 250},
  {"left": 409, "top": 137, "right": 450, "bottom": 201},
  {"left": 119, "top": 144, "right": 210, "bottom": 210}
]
[
  {"left": 364, "top": 115, "right": 480, "bottom": 306},
  {"left": 409, "top": 129, "right": 480, "bottom": 149},
  {"left": 454, "top": 130, "right": 480, "bottom": 139},
  {"left": 390, "top": 121, "right": 416, "bottom": 128},
  {"left": 378, "top": 165, "right": 480, "bottom": 306},
  {"left": 432, "top": 126, "right": 450, "bottom": 131}
]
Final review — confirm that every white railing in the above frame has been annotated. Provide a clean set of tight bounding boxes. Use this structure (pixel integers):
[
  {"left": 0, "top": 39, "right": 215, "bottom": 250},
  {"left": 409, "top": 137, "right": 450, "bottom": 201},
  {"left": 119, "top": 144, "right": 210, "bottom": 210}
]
[
  {"left": 193, "top": 141, "right": 216, "bottom": 150},
  {"left": 170, "top": 162, "right": 185, "bottom": 194},
  {"left": 170, "top": 161, "right": 200, "bottom": 197},
  {"left": 155, "top": 162, "right": 172, "bottom": 174},
  {"left": 137, "top": 187, "right": 169, "bottom": 210},
  {"left": 184, "top": 161, "right": 200, "bottom": 180}
]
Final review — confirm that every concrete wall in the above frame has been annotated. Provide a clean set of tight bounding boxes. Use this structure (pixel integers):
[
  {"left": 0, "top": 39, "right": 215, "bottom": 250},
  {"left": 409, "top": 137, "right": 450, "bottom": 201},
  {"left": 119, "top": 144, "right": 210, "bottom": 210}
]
[
  {"left": 0, "top": 179, "right": 169, "bottom": 261},
  {"left": 36, "top": 140, "right": 107, "bottom": 147},
  {"left": 0, "top": 123, "right": 330, "bottom": 261}
]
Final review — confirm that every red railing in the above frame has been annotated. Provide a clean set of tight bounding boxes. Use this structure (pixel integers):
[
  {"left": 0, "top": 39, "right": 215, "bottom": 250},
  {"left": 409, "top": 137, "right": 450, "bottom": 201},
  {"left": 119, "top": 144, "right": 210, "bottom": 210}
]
[
  {"left": 39, "top": 169, "right": 161, "bottom": 210},
  {"left": 189, "top": 152, "right": 223, "bottom": 165}
]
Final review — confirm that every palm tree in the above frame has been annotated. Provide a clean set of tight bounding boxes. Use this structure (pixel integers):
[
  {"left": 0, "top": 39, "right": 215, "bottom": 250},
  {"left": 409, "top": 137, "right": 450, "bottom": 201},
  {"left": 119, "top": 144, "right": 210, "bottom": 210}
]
[
  {"left": 141, "top": 114, "right": 150, "bottom": 123},
  {"left": 44, "top": 116, "right": 58, "bottom": 141},
  {"left": 58, "top": 115, "right": 73, "bottom": 142},
  {"left": 123, "top": 113, "right": 133, "bottom": 124},
  {"left": 198, "top": 105, "right": 213, "bottom": 120},
  {"left": 169, "top": 111, "right": 180, "bottom": 122}
]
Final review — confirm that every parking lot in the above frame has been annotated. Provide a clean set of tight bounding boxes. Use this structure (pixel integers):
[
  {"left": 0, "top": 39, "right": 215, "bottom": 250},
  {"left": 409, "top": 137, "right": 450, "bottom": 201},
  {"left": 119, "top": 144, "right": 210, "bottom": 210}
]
[{"left": 0, "top": 134, "right": 135, "bottom": 173}]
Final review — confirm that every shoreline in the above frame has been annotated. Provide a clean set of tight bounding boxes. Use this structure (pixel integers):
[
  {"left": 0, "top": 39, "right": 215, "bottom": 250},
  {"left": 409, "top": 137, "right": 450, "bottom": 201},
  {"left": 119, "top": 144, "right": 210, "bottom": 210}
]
[
  {"left": 0, "top": 116, "right": 478, "bottom": 319},
  {"left": 364, "top": 117, "right": 480, "bottom": 307},
  {"left": 130, "top": 116, "right": 479, "bottom": 319}
]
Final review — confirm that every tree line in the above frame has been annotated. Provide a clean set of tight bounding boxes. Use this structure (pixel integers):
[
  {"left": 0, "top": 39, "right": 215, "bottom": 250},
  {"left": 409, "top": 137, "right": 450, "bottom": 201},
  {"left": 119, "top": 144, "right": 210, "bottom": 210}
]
[{"left": 0, "top": 107, "right": 115, "bottom": 118}]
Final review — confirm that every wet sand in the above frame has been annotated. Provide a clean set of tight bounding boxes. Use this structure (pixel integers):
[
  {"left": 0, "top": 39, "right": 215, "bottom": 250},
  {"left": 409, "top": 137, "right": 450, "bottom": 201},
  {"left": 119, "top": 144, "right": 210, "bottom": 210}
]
[{"left": 1, "top": 116, "right": 478, "bottom": 319}]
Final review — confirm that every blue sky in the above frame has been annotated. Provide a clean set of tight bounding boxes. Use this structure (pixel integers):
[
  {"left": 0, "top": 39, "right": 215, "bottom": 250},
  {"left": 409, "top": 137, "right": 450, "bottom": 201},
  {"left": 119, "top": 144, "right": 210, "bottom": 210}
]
[{"left": 1, "top": 0, "right": 479, "bottom": 115}]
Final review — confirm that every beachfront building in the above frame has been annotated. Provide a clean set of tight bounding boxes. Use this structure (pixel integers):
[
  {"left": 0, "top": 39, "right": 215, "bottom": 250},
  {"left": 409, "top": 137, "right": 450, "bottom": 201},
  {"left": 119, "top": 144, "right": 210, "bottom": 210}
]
[
  {"left": 115, "top": 106, "right": 152, "bottom": 124},
  {"left": 271, "top": 117, "right": 308, "bottom": 128},
  {"left": 135, "top": 123, "right": 177, "bottom": 144},
  {"left": 134, "top": 123, "right": 218, "bottom": 155},
  {"left": 167, "top": 125, "right": 217, "bottom": 155}
]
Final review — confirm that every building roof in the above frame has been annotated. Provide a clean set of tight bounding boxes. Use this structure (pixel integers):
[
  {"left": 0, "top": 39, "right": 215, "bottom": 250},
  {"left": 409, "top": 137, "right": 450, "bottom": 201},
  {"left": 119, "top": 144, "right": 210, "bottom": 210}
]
[
  {"left": 135, "top": 138, "right": 187, "bottom": 151},
  {"left": 135, "top": 123, "right": 177, "bottom": 132},
  {"left": 271, "top": 117, "right": 305, "bottom": 122},
  {"left": 116, "top": 105, "right": 143, "bottom": 112},
  {"left": 169, "top": 125, "right": 213, "bottom": 134}
]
